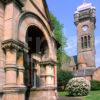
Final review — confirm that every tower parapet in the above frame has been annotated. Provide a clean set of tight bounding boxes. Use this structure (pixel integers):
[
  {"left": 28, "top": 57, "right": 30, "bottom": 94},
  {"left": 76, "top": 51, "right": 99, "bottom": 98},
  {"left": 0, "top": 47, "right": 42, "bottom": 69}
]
[{"left": 74, "top": 2, "right": 96, "bottom": 26}]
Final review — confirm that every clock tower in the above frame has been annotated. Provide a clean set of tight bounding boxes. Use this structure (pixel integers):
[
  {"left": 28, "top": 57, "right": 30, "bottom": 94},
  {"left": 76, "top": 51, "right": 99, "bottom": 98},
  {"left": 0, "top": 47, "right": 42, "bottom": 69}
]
[{"left": 74, "top": 2, "right": 96, "bottom": 69}]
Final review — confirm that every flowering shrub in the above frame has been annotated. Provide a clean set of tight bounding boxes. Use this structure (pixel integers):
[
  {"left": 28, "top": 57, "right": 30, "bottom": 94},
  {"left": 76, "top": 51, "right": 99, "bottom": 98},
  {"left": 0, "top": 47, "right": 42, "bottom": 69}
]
[{"left": 66, "top": 77, "right": 91, "bottom": 96}]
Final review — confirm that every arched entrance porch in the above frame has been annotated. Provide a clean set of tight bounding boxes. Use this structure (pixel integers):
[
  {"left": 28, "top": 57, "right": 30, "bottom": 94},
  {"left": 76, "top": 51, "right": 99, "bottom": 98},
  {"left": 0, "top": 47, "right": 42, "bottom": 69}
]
[
  {"left": 2, "top": 12, "right": 57, "bottom": 100},
  {"left": 24, "top": 25, "right": 57, "bottom": 100}
]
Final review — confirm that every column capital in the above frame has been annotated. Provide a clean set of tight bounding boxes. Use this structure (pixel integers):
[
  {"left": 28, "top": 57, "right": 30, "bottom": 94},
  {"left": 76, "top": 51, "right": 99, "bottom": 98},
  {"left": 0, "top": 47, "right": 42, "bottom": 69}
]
[
  {"left": 40, "top": 59, "right": 57, "bottom": 66},
  {"left": 1, "top": 39, "right": 28, "bottom": 52}
]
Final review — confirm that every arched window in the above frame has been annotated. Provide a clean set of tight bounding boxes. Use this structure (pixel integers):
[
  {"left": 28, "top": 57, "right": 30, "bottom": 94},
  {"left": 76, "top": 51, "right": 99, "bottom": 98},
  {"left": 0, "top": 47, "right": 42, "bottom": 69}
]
[
  {"left": 81, "top": 35, "right": 91, "bottom": 49},
  {"left": 88, "top": 35, "right": 91, "bottom": 48},
  {"left": 84, "top": 36, "right": 87, "bottom": 48},
  {"left": 81, "top": 37, "right": 84, "bottom": 49}
]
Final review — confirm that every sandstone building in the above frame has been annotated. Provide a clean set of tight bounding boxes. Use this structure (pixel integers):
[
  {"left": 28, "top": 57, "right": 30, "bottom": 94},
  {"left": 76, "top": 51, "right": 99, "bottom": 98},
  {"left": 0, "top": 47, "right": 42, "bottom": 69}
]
[
  {"left": 0, "top": 0, "right": 58, "bottom": 100},
  {"left": 64, "top": 1, "right": 100, "bottom": 81}
]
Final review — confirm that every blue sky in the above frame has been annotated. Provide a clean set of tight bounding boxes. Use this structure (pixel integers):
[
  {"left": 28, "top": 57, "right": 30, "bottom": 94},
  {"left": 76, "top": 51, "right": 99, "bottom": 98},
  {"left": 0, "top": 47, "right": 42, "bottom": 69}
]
[{"left": 46, "top": 0, "right": 100, "bottom": 67}]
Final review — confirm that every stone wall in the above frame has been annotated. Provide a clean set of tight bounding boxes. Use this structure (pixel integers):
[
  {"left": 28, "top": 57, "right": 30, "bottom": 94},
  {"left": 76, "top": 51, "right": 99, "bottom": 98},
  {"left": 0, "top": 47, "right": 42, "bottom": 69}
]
[{"left": 93, "top": 68, "right": 100, "bottom": 81}]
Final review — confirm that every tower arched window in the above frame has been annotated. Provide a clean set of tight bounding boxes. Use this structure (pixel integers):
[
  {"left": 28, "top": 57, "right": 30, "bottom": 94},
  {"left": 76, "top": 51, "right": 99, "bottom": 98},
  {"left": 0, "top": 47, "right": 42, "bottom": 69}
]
[
  {"left": 81, "top": 37, "right": 84, "bottom": 49},
  {"left": 88, "top": 35, "right": 91, "bottom": 48},
  {"left": 84, "top": 36, "right": 87, "bottom": 48}
]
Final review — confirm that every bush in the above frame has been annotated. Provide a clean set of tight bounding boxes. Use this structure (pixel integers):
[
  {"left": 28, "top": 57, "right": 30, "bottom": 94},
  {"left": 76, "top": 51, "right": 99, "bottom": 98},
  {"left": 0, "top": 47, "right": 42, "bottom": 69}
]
[
  {"left": 66, "top": 77, "right": 91, "bottom": 96},
  {"left": 91, "top": 80, "right": 100, "bottom": 91},
  {"left": 57, "top": 70, "right": 73, "bottom": 91}
]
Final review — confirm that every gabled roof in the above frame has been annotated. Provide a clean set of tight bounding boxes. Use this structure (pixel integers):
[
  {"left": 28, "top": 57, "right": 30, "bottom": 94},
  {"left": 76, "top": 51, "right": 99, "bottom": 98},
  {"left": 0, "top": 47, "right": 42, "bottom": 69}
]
[{"left": 66, "top": 55, "right": 77, "bottom": 67}]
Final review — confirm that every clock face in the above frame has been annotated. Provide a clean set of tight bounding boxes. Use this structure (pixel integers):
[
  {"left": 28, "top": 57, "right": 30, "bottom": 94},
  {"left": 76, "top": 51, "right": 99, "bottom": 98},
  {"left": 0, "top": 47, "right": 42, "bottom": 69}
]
[{"left": 82, "top": 25, "right": 88, "bottom": 32}]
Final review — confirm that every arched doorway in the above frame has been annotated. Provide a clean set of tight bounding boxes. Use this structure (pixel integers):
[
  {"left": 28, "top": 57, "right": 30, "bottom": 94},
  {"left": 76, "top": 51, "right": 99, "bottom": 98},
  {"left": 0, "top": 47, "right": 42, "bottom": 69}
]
[{"left": 24, "top": 25, "right": 48, "bottom": 99}]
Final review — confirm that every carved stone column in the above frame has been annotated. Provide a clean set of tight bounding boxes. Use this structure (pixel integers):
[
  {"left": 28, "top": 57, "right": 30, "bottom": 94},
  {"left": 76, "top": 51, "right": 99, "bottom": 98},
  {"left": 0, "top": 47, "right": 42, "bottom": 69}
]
[
  {"left": 1, "top": 40, "right": 27, "bottom": 100},
  {"left": 45, "top": 63, "right": 54, "bottom": 87},
  {"left": 40, "top": 61, "right": 56, "bottom": 88},
  {"left": 29, "top": 60, "right": 57, "bottom": 100},
  {"left": 54, "top": 64, "right": 57, "bottom": 88},
  {"left": 39, "top": 61, "right": 55, "bottom": 88},
  {"left": 40, "top": 64, "right": 46, "bottom": 87},
  {"left": 17, "top": 51, "right": 26, "bottom": 100},
  {"left": 2, "top": 47, "right": 19, "bottom": 100},
  {"left": 17, "top": 51, "right": 25, "bottom": 85},
  {"left": 5, "top": 48, "right": 17, "bottom": 85}
]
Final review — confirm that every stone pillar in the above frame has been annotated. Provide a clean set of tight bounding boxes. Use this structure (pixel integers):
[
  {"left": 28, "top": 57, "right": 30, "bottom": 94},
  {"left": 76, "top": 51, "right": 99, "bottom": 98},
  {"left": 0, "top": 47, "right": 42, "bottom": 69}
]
[
  {"left": 46, "top": 64, "right": 54, "bottom": 87},
  {"left": 3, "top": 48, "right": 18, "bottom": 100},
  {"left": 29, "top": 61, "right": 57, "bottom": 100},
  {"left": 17, "top": 51, "right": 26, "bottom": 100},
  {"left": 17, "top": 51, "right": 25, "bottom": 85},
  {"left": 5, "top": 49, "right": 17, "bottom": 85},
  {"left": 40, "top": 64, "right": 46, "bottom": 87},
  {"left": 39, "top": 62, "right": 56, "bottom": 88},
  {"left": 54, "top": 64, "right": 57, "bottom": 88},
  {"left": 1, "top": 41, "right": 27, "bottom": 100}
]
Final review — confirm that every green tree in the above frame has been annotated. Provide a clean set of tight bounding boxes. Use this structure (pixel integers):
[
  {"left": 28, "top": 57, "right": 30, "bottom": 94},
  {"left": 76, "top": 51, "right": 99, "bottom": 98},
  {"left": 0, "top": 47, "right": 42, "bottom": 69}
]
[
  {"left": 50, "top": 12, "right": 69, "bottom": 68},
  {"left": 57, "top": 70, "right": 73, "bottom": 91}
]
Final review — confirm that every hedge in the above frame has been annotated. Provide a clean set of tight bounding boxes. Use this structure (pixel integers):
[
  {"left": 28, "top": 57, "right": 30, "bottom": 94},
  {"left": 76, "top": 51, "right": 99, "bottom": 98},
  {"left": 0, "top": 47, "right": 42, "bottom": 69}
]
[{"left": 91, "top": 80, "right": 100, "bottom": 91}]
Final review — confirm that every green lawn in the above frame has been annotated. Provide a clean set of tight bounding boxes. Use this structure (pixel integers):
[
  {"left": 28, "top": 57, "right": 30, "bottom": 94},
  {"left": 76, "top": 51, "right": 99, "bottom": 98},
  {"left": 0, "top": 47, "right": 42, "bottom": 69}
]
[
  {"left": 82, "top": 91, "right": 100, "bottom": 100},
  {"left": 58, "top": 91, "right": 100, "bottom": 100}
]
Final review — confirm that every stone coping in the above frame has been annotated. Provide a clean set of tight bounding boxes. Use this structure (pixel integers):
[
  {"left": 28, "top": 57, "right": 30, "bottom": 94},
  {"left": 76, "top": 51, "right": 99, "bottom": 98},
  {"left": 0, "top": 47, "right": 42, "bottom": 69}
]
[
  {"left": 3, "top": 85, "right": 26, "bottom": 93},
  {"left": 31, "top": 86, "right": 57, "bottom": 91}
]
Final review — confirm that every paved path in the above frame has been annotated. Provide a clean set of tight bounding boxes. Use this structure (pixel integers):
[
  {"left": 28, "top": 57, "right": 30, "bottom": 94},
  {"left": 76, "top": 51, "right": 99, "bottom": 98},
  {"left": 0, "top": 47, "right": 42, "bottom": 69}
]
[{"left": 58, "top": 97, "right": 81, "bottom": 100}]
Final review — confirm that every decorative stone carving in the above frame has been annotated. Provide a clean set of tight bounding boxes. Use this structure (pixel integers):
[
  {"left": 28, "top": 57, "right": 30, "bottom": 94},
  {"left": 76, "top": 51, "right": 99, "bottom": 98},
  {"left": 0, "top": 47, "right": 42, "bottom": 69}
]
[
  {"left": 40, "top": 60, "right": 57, "bottom": 66},
  {"left": 74, "top": 4, "right": 96, "bottom": 26},
  {"left": 1, "top": 39, "right": 28, "bottom": 52},
  {"left": 1, "top": 0, "right": 26, "bottom": 8}
]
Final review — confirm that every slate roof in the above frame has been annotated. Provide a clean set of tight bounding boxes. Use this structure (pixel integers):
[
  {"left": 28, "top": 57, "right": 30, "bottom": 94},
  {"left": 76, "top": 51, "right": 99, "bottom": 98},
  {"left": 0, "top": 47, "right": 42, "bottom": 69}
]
[{"left": 74, "top": 67, "right": 96, "bottom": 77}]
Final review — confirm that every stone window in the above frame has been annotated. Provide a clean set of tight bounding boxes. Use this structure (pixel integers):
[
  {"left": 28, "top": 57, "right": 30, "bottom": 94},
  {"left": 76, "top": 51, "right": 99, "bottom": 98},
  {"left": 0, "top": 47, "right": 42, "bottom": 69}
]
[
  {"left": 81, "top": 35, "right": 91, "bottom": 49},
  {"left": 84, "top": 36, "right": 87, "bottom": 48},
  {"left": 81, "top": 37, "right": 84, "bottom": 49}
]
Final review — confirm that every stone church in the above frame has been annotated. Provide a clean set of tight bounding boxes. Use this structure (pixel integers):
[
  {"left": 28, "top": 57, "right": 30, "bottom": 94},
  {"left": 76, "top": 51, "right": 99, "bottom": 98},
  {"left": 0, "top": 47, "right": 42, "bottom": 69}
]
[
  {"left": 63, "top": 1, "right": 100, "bottom": 81},
  {"left": 0, "top": 0, "right": 58, "bottom": 100}
]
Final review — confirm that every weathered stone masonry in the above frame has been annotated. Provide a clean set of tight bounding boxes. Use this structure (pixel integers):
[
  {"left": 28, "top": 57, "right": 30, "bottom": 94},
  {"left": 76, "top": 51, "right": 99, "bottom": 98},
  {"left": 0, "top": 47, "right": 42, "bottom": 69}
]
[{"left": 0, "top": 0, "right": 58, "bottom": 100}]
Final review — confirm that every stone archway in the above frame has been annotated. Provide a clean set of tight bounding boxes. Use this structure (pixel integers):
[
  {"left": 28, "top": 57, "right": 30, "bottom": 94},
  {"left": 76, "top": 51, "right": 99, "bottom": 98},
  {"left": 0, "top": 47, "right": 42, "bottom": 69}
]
[
  {"left": 22, "top": 24, "right": 57, "bottom": 100},
  {"left": 17, "top": 12, "right": 56, "bottom": 61},
  {"left": 24, "top": 25, "right": 49, "bottom": 99}
]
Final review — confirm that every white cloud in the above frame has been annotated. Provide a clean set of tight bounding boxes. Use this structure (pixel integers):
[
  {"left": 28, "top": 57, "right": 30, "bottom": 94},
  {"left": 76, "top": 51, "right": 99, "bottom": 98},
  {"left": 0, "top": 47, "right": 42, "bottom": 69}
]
[
  {"left": 65, "top": 36, "right": 77, "bottom": 56},
  {"left": 96, "top": 58, "right": 100, "bottom": 67},
  {"left": 95, "top": 36, "right": 100, "bottom": 46}
]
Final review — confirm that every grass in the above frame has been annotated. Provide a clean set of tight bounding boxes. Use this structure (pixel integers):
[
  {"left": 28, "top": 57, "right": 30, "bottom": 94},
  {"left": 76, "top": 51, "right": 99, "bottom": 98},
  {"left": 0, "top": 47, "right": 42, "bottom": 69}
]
[
  {"left": 82, "top": 91, "right": 100, "bottom": 100},
  {"left": 58, "top": 90, "right": 100, "bottom": 100},
  {"left": 59, "top": 91, "right": 68, "bottom": 97}
]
